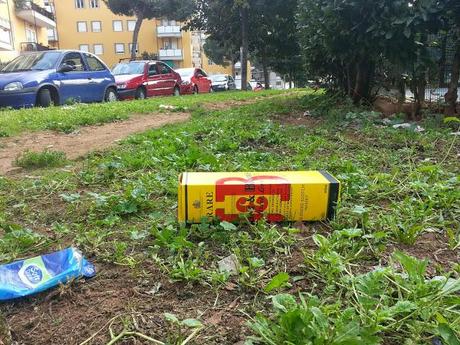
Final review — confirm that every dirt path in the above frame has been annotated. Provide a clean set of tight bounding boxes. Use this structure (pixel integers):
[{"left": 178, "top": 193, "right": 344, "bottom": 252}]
[
  {"left": 0, "top": 112, "right": 190, "bottom": 175},
  {"left": 0, "top": 91, "right": 304, "bottom": 175}
]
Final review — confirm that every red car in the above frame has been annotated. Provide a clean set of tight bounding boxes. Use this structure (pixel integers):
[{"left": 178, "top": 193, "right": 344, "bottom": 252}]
[
  {"left": 112, "top": 60, "right": 182, "bottom": 100},
  {"left": 175, "top": 68, "right": 212, "bottom": 94}
]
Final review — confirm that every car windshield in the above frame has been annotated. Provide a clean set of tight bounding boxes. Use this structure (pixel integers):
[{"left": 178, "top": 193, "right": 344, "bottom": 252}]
[
  {"left": 112, "top": 62, "right": 145, "bottom": 75},
  {"left": 176, "top": 68, "right": 194, "bottom": 78},
  {"left": 1, "top": 52, "right": 61, "bottom": 72},
  {"left": 211, "top": 75, "right": 227, "bottom": 82}
]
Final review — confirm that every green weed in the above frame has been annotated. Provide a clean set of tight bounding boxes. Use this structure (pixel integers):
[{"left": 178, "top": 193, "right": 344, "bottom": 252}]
[{"left": 14, "top": 150, "right": 67, "bottom": 169}]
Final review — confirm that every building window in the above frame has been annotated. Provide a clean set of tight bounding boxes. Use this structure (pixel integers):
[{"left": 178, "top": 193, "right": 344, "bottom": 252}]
[
  {"left": 91, "top": 21, "right": 101, "bottom": 32},
  {"left": 163, "top": 38, "right": 177, "bottom": 49},
  {"left": 93, "top": 44, "right": 103, "bottom": 55},
  {"left": 127, "top": 20, "right": 136, "bottom": 32},
  {"left": 128, "top": 43, "right": 138, "bottom": 54},
  {"left": 161, "top": 19, "right": 177, "bottom": 26},
  {"left": 79, "top": 44, "right": 89, "bottom": 52},
  {"left": 112, "top": 20, "right": 122, "bottom": 32},
  {"left": 77, "top": 21, "right": 87, "bottom": 32},
  {"left": 0, "top": 17, "right": 11, "bottom": 45},
  {"left": 75, "top": 0, "right": 84, "bottom": 8},
  {"left": 89, "top": 0, "right": 99, "bottom": 8},
  {"left": 25, "top": 25, "right": 37, "bottom": 42},
  {"left": 0, "top": 28, "right": 11, "bottom": 45},
  {"left": 114, "top": 43, "right": 125, "bottom": 54}
]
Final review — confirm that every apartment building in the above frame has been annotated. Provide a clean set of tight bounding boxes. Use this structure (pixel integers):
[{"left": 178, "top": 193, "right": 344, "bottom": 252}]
[
  {"left": 0, "top": 0, "right": 56, "bottom": 62},
  {"left": 51, "top": 0, "right": 232, "bottom": 73}
]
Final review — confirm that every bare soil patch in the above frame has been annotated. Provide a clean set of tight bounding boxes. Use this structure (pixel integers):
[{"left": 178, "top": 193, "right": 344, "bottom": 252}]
[
  {"left": 0, "top": 113, "right": 190, "bottom": 175},
  {"left": 1, "top": 264, "right": 251, "bottom": 345}
]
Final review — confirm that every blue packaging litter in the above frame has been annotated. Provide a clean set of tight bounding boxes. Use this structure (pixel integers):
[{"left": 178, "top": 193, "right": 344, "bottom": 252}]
[{"left": 0, "top": 247, "right": 95, "bottom": 301}]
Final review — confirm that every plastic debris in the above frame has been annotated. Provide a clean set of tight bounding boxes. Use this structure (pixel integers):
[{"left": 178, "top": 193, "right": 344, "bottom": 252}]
[
  {"left": 0, "top": 247, "right": 95, "bottom": 301},
  {"left": 392, "top": 123, "right": 411, "bottom": 129},
  {"left": 159, "top": 104, "right": 177, "bottom": 110},
  {"left": 218, "top": 254, "right": 240, "bottom": 276}
]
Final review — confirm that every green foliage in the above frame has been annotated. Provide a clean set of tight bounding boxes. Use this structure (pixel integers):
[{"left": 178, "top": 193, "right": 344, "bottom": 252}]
[
  {"left": 14, "top": 150, "right": 67, "bottom": 169},
  {"left": 0, "top": 90, "right": 287, "bottom": 136},
  {"left": 0, "top": 91, "right": 458, "bottom": 344},
  {"left": 248, "top": 294, "right": 380, "bottom": 345},
  {"left": 249, "top": 252, "right": 460, "bottom": 344},
  {"left": 296, "top": 0, "right": 453, "bottom": 103}
]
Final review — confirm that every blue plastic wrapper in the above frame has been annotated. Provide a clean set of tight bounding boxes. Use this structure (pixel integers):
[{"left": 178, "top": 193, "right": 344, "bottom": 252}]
[{"left": 0, "top": 247, "right": 95, "bottom": 301}]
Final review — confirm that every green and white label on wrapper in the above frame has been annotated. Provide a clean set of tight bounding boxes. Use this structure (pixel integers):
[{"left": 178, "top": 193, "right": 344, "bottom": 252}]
[{"left": 18, "top": 257, "right": 53, "bottom": 288}]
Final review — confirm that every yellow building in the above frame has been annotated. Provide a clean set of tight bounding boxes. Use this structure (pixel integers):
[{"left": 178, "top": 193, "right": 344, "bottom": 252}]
[
  {"left": 0, "top": 0, "right": 56, "bottom": 63},
  {"left": 50, "top": 0, "right": 232, "bottom": 74}
]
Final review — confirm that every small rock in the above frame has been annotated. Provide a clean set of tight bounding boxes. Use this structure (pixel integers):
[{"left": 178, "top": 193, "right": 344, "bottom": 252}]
[
  {"left": 414, "top": 125, "right": 425, "bottom": 132},
  {"left": 146, "top": 282, "right": 162, "bottom": 296},
  {"left": 218, "top": 254, "right": 240, "bottom": 276},
  {"left": 450, "top": 131, "right": 460, "bottom": 136},
  {"left": 303, "top": 111, "right": 312, "bottom": 117}
]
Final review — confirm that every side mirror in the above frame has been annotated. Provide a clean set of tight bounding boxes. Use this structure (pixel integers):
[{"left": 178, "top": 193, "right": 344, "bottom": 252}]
[{"left": 58, "top": 64, "right": 74, "bottom": 73}]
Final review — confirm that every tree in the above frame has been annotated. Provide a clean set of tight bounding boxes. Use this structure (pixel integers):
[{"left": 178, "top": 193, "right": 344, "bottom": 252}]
[
  {"left": 443, "top": 0, "right": 460, "bottom": 115},
  {"left": 104, "top": 0, "right": 193, "bottom": 59},
  {"left": 250, "top": 0, "right": 302, "bottom": 88},
  {"left": 297, "top": 0, "right": 449, "bottom": 110},
  {"left": 187, "top": 0, "right": 251, "bottom": 90}
]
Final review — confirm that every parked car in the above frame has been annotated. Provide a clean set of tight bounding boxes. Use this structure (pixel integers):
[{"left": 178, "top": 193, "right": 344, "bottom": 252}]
[
  {"left": 112, "top": 60, "right": 182, "bottom": 99},
  {"left": 175, "top": 68, "right": 212, "bottom": 94},
  {"left": 0, "top": 50, "right": 117, "bottom": 108},
  {"left": 210, "top": 74, "right": 236, "bottom": 91}
]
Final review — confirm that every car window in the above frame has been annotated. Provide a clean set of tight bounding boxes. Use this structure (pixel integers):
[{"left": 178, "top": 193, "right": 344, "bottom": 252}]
[
  {"left": 200, "top": 69, "right": 208, "bottom": 77},
  {"left": 1, "top": 51, "right": 61, "bottom": 72},
  {"left": 228, "top": 76, "right": 234, "bottom": 82},
  {"left": 61, "top": 52, "right": 86, "bottom": 72},
  {"left": 148, "top": 64, "right": 158, "bottom": 76},
  {"left": 158, "top": 63, "right": 171, "bottom": 74},
  {"left": 84, "top": 54, "right": 106, "bottom": 71}
]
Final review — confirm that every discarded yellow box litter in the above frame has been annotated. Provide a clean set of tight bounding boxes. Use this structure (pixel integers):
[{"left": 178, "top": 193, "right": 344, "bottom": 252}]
[{"left": 178, "top": 171, "right": 340, "bottom": 223}]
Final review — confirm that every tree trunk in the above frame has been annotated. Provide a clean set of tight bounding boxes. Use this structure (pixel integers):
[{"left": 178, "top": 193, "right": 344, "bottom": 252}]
[
  {"left": 445, "top": 39, "right": 460, "bottom": 116},
  {"left": 131, "top": 14, "right": 144, "bottom": 60},
  {"left": 352, "top": 59, "right": 374, "bottom": 104},
  {"left": 438, "top": 33, "right": 448, "bottom": 87},
  {"left": 262, "top": 55, "right": 270, "bottom": 89},
  {"left": 240, "top": 5, "right": 249, "bottom": 91}
]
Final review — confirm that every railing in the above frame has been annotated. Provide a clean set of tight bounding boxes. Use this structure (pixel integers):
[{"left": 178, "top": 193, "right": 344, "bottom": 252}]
[
  {"left": 20, "top": 41, "right": 54, "bottom": 52},
  {"left": 15, "top": 0, "right": 55, "bottom": 21},
  {"left": 159, "top": 49, "right": 182, "bottom": 58},
  {"left": 157, "top": 25, "right": 181, "bottom": 36}
]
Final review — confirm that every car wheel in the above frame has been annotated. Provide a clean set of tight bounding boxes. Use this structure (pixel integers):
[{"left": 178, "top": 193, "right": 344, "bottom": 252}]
[
  {"left": 193, "top": 86, "right": 198, "bottom": 94},
  {"left": 104, "top": 88, "right": 118, "bottom": 102},
  {"left": 37, "top": 88, "right": 52, "bottom": 107},
  {"left": 135, "top": 87, "right": 146, "bottom": 100},
  {"left": 174, "top": 86, "right": 180, "bottom": 96}
]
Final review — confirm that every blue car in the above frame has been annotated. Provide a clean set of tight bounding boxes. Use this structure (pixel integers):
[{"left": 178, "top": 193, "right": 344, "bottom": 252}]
[{"left": 0, "top": 50, "right": 118, "bottom": 108}]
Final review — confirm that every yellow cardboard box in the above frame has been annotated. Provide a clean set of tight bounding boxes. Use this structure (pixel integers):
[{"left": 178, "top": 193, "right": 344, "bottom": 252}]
[{"left": 178, "top": 171, "right": 340, "bottom": 223}]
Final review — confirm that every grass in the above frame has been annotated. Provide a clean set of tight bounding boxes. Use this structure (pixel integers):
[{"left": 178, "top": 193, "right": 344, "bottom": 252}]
[
  {"left": 0, "top": 90, "right": 459, "bottom": 344},
  {"left": 14, "top": 150, "right": 67, "bottom": 169},
  {"left": 0, "top": 89, "right": 291, "bottom": 136}
]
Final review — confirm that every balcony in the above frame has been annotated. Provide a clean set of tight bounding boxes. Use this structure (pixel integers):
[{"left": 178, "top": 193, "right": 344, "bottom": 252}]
[
  {"left": 20, "top": 41, "right": 54, "bottom": 52},
  {"left": 15, "top": 0, "right": 56, "bottom": 28},
  {"left": 159, "top": 48, "right": 183, "bottom": 61},
  {"left": 157, "top": 25, "right": 181, "bottom": 37}
]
